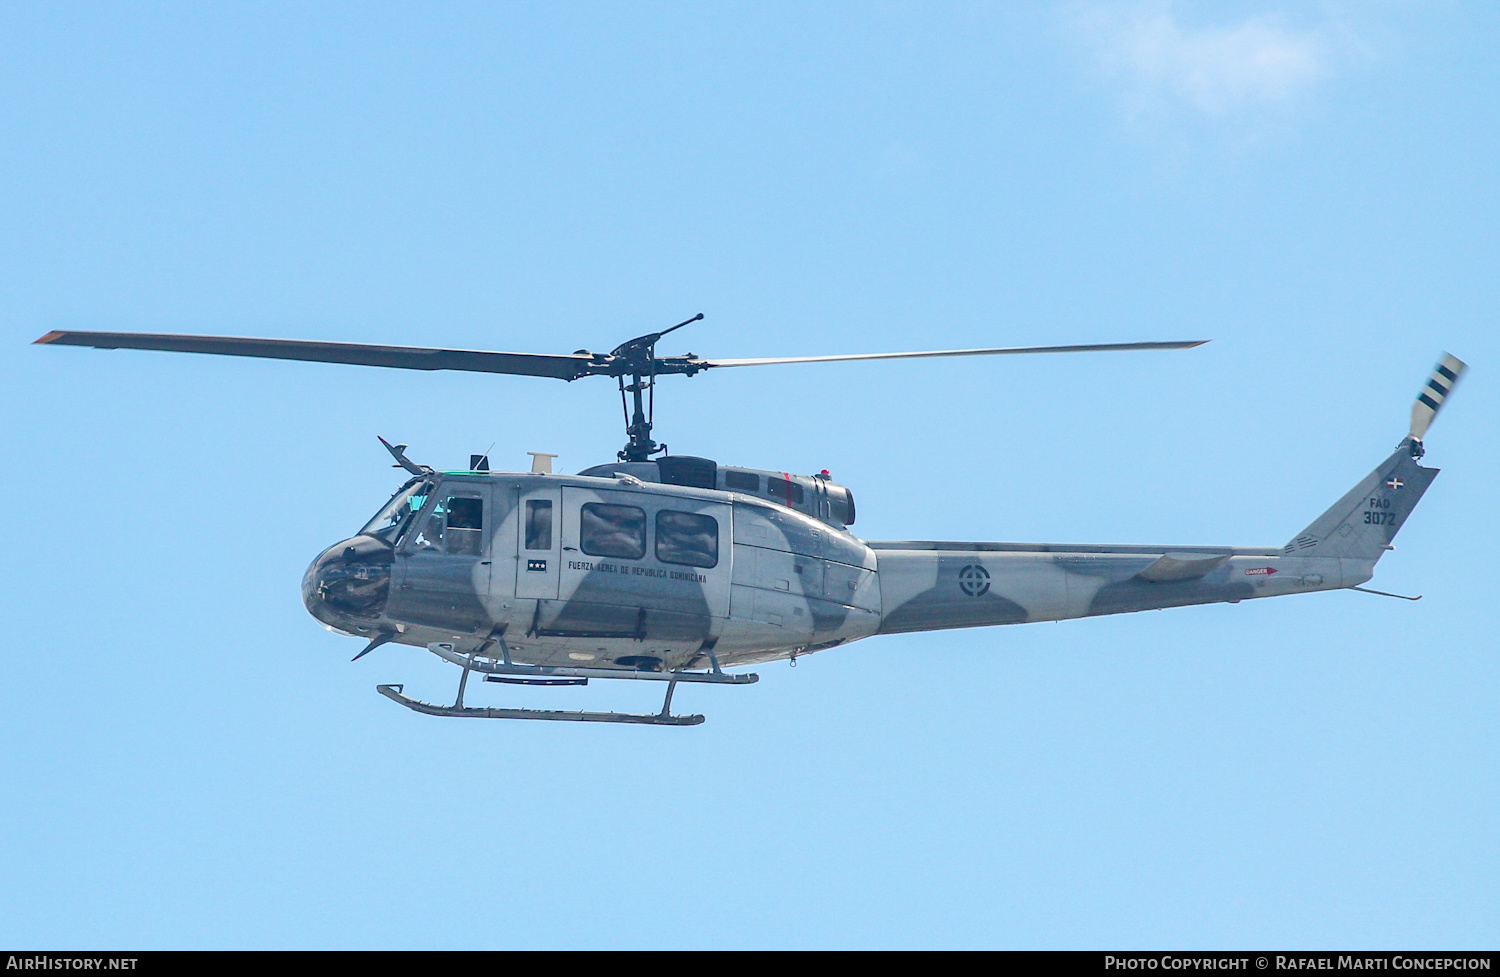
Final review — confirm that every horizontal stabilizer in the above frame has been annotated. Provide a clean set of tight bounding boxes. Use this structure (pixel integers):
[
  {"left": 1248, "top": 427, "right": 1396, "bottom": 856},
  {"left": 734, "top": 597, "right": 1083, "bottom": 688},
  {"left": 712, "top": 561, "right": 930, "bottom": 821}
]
[{"left": 1136, "top": 552, "right": 1232, "bottom": 582}]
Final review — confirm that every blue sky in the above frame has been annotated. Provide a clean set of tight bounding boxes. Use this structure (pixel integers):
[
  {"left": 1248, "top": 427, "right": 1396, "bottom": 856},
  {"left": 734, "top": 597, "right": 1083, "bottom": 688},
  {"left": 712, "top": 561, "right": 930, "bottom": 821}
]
[{"left": 3, "top": 1, "right": 1495, "bottom": 949}]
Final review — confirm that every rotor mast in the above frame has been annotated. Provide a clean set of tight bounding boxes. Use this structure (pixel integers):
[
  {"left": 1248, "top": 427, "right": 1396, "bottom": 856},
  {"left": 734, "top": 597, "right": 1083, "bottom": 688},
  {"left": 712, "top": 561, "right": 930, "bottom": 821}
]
[{"left": 613, "top": 313, "right": 702, "bottom": 462}]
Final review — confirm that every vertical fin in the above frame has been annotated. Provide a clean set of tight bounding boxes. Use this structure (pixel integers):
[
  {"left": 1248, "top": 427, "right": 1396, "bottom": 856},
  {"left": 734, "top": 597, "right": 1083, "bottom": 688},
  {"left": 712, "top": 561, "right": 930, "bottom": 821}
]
[
  {"left": 1285, "top": 450, "right": 1437, "bottom": 560},
  {"left": 1288, "top": 353, "right": 1463, "bottom": 560}
]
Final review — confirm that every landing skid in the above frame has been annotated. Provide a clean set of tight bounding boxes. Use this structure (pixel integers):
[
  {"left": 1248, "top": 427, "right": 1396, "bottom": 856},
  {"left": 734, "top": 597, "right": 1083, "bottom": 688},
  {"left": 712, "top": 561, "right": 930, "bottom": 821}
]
[
  {"left": 377, "top": 684, "right": 704, "bottom": 725},
  {"left": 373, "top": 639, "right": 752, "bottom": 725}
]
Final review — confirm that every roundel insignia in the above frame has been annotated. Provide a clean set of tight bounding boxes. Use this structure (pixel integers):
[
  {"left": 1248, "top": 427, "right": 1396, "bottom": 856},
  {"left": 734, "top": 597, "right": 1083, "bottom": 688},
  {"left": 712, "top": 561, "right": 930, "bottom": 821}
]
[{"left": 958, "top": 564, "right": 991, "bottom": 597}]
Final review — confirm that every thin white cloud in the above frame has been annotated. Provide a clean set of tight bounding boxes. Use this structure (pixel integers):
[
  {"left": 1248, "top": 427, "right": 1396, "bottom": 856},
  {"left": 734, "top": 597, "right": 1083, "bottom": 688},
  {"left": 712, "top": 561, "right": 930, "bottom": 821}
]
[{"left": 1072, "top": 2, "right": 1339, "bottom": 124}]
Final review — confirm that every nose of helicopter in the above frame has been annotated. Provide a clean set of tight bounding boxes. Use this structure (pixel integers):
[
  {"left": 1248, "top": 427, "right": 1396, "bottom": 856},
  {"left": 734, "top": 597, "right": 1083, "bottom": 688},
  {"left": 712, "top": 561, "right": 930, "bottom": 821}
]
[{"left": 302, "top": 535, "right": 394, "bottom": 629}]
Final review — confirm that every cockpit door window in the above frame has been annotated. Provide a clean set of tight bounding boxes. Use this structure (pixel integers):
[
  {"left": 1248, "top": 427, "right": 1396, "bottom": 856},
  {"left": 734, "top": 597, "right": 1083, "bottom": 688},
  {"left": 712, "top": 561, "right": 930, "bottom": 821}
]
[
  {"left": 409, "top": 494, "right": 485, "bottom": 556},
  {"left": 445, "top": 497, "right": 484, "bottom": 555}
]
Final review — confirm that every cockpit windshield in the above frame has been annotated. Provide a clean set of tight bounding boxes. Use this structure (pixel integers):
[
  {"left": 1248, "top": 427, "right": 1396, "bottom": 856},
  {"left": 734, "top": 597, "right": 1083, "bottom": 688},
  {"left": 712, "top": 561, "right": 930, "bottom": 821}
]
[{"left": 359, "top": 479, "right": 434, "bottom": 544}]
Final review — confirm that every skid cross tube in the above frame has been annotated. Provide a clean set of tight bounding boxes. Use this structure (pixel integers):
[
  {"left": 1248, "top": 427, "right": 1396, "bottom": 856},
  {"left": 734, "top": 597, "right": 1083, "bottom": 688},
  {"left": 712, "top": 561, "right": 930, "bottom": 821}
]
[{"left": 424, "top": 642, "right": 758, "bottom": 684}]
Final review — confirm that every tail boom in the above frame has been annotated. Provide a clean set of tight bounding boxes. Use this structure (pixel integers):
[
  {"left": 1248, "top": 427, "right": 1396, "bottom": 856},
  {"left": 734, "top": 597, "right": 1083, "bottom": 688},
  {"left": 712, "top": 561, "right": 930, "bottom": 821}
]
[
  {"left": 869, "top": 543, "right": 1348, "bottom": 634},
  {"left": 867, "top": 355, "right": 1456, "bottom": 636}
]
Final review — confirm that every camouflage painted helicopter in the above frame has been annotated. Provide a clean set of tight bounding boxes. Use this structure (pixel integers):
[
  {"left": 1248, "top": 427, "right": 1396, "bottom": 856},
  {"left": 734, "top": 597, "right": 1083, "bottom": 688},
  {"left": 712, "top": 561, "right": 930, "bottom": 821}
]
[{"left": 35, "top": 321, "right": 1465, "bottom": 726}]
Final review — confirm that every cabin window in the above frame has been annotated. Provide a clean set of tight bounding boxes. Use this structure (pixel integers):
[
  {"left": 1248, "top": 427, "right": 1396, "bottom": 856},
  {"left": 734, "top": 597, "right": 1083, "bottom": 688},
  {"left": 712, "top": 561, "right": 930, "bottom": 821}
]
[
  {"left": 767, "top": 477, "right": 804, "bottom": 506},
  {"left": 580, "top": 503, "right": 646, "bottom": 560},
  {"left": 656, "top": 510, "right": 718, "bottom": 569},
  {"left": 524, "top": 500, "right": 553, "bottom": 550},
  {"left": 724, "top": 470, "right": 760, "bottom": 492}
]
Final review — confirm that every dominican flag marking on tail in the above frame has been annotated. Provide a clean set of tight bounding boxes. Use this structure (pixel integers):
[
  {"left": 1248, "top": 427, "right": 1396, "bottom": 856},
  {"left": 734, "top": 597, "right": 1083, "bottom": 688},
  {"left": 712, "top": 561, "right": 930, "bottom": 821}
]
[{"left": 1387, "top": 477, "right": 1405, "bottom": 490}]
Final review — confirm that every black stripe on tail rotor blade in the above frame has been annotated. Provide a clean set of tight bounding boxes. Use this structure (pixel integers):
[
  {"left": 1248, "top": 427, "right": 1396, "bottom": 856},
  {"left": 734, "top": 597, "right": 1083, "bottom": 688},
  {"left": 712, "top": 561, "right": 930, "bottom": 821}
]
[
  {"left": 1426, "top": 378, "right": 1450, "bottom": 397},
  {"left": 1437, "top": 364, "right": 1459, "bottom": 382},
  {"left": 1418, "top": 393, "right": 1440, "bottom": 410}
]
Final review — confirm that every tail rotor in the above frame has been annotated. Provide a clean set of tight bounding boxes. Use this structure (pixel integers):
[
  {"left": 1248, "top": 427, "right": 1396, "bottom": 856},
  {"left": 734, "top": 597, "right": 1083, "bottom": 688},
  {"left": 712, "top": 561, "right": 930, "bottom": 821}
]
[{"left": 1407, "top": 352, "right": 1466, "bottom": 457}]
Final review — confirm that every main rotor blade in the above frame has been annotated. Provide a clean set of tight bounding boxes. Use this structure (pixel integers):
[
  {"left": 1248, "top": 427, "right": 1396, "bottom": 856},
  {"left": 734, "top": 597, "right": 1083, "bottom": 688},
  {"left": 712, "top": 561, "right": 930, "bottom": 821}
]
[
  {"left": 699, "top": 340, "right": 1208, "bottom": 369},
  {"left": 33, "top": 331, "right": 598, "bottom": 381}
]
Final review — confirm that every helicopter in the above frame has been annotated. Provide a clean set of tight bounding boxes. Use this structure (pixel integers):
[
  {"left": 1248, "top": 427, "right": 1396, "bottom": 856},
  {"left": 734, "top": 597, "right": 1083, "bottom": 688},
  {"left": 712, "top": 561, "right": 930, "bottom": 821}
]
[{"left": 34, "top": 319, "right": 1465, "bottom": 726}]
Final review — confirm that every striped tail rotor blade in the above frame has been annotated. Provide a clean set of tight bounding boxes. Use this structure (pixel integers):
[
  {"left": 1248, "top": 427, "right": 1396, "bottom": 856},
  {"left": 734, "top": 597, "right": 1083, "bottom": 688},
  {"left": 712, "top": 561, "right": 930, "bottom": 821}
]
[{"left": 1409, "top": 352, "right": 1466, "bottom": 441}]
